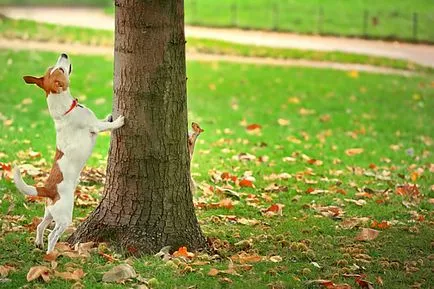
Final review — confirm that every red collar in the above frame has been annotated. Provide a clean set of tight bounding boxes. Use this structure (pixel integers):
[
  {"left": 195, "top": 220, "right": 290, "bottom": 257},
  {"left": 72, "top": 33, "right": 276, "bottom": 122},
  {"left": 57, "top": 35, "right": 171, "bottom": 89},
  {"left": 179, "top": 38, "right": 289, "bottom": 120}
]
[{"left": 63, "top": 98, "right": 78, "bottom": 116}]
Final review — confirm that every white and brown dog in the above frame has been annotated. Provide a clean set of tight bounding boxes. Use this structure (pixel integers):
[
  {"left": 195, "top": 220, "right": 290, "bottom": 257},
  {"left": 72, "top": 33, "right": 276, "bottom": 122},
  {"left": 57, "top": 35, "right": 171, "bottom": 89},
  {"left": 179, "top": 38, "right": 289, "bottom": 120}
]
[{"left": 13, "top": 53, "right": 124, "bottom": 253}]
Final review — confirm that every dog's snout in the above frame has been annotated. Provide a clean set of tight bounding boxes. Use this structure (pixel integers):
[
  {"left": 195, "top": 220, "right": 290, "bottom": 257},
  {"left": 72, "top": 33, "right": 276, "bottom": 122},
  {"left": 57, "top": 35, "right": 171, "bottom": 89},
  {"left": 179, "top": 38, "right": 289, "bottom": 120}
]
[{"left": 61, "top": 53, "right": 68, "bottom": 59}]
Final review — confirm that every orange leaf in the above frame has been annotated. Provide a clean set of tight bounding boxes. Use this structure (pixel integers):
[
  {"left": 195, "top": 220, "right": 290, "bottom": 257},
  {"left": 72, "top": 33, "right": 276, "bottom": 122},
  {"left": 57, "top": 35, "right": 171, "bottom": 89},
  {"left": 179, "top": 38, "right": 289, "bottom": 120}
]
[
  {"left": 306, "top": 187, "right": 315, "bottom": 194},
  {"left": 221, "top": 172, "right": 231, "bottom": 180},
  {"left": 370, "top": 220, "right": 391, "bottom": 230},
  {"left": 355, "top": 276, "right": 374, "bottom": 289},
  {"left": 239, "top": 179, "right": 253, "bottom": 188},
  {"left": 173, "top": 246, "right": 194, "bottom": 258},
  {"left": 98, "top": 252, "right": 117, "bottom": 262},
  {"left": 395, "top": 184, "right": 420, "bottom": 197},
  {"left": 0, "top": 162, "right": 11, "bottom": 172},
  {"left": 262, "top": 203, "right": 285, "bottom": 217},
  {"left": 246, "top": 124, "right": 261, "bottom": 130}
]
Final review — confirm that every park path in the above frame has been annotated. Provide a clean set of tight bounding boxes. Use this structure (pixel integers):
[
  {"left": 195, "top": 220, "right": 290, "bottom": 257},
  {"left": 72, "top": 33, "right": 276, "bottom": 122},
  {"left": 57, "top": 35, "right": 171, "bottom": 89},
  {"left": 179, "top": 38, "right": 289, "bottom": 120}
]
[
  {"left": 0, "top": 38, "right": 415, "bottom": 76},
  {"left": 1, "top": 6, "right": 434, "bottom": 67}
]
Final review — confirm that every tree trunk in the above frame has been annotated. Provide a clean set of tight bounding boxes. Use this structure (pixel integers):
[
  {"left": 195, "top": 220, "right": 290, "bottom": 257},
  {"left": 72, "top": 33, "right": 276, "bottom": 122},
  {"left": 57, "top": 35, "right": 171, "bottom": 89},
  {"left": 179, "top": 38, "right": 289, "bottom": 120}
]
[{"left": 68, "top": 0, "right": 206, "bottom": 254}]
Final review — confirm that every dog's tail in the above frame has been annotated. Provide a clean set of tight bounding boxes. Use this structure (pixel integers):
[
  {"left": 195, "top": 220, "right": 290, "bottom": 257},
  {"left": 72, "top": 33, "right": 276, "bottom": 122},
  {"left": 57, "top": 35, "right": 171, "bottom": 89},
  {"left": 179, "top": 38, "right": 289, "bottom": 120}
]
[{"left": 13, "top": 166, "right": 38, "bottom": 196}]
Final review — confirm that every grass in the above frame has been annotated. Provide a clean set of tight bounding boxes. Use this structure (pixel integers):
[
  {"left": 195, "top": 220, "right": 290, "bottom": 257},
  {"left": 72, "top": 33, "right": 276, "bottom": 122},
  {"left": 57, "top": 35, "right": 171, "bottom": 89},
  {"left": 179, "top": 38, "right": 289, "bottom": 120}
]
[
  {"left": 0, "top": 50, "right": 433, "bottom": 288},
  {"left": 1, "top": 17, "right": 432, "bottom": 73},
  {"left": 108, "top": 0, "right": 434, "bottom": 43},
  {"left": 184, "top": 0, "right": 434, "bottom": 43}
]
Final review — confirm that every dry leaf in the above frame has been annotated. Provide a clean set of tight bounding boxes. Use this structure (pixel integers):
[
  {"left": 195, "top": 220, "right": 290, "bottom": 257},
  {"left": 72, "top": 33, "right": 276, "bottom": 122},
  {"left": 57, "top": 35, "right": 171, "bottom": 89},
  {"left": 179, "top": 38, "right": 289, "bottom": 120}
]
[
  {"left": 269, "top": 256, "right": 283, "bottom": 263},
  {"left": 208, "top": 268, "right": 220, "bottom": 276},
  {"left": 0, "top": 265, "right": 16, "bottom": 277},
  {"left": 339, "top": 217, "right": 370, "bottom": 230},
  {"left": 355, "top": 228, "right": 379, "bottom": 241},
  {"left": 345, "top": 148, "right": 364, "bottom": 156},
  {"left": 102, "top": 264, "right": 136, "bottom": 283},
  {"left": 55, "top": 269, "right": 84, "bottom": 281},
  {"left": 277, "top": 118, "right": 289, "bottom": 126},
  {"left": 230, "top": 252, "right": 262, "bottom": 264},
  {"left": 43, "top": 251, "right": 59, "bottom": 262},
  {"left": 218, "top": 199, "right": 234, "bottom": 209},
  {"left": 27, "top": 266, "right": 51, "bottom": 282}
]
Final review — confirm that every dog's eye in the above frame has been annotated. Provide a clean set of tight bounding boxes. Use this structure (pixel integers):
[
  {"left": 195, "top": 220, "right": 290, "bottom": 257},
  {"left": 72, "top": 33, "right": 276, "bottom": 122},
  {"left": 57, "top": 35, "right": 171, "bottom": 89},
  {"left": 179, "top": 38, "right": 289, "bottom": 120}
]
[{"left": 58, "top": 68, "right": 65, "bottom": 73}]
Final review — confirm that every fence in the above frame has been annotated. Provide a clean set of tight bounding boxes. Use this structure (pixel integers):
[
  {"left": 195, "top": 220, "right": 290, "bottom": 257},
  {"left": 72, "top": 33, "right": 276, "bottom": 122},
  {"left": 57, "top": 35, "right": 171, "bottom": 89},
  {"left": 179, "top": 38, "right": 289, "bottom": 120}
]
[{"left": 185, "top": 1, "right": 434, "bottom": 43}]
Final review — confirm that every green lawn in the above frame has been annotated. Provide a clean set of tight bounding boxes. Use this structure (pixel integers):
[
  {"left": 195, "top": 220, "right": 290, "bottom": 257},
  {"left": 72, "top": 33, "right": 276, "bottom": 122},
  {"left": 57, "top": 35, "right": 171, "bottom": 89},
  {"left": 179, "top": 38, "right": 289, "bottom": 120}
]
[
  {"left": 0, "top": 50, "right": 433, "bottom": 288},
  {"left": 1, "top": 0, "right": 433, "bottom": 42},
  {"left": 1, "top": 17, "right": 431, "bottom": 73},
  {"left": 183, "top": 0, "right": 434, "bottom": 42}
]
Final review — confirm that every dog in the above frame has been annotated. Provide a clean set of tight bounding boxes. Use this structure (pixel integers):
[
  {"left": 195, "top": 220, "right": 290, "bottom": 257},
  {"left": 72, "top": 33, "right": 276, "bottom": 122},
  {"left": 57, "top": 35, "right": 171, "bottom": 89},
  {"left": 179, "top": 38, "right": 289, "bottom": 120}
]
[{"left": 13, "top": 53, "right": 125, "bottom": 253}]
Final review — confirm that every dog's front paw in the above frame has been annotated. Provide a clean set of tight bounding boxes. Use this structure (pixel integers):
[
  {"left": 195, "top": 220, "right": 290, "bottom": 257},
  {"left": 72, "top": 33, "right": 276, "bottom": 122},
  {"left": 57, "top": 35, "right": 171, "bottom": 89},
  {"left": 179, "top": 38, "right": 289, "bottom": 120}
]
[
  {"left": 105, "top": 114, "right": 113, "bottom": 122},
  {"left": 113, "top": 115, "right": 125, "bottom": 129},
  {"left": 35, "top": 241, "right": 44, "bottom": 250}
]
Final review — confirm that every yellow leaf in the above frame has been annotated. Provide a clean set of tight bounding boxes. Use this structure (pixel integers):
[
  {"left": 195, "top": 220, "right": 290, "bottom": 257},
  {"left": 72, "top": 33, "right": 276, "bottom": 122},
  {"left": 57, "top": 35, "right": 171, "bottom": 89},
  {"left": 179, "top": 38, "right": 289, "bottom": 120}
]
[{"left": 348, "top": 70, "right": 359, "bottom": 78}]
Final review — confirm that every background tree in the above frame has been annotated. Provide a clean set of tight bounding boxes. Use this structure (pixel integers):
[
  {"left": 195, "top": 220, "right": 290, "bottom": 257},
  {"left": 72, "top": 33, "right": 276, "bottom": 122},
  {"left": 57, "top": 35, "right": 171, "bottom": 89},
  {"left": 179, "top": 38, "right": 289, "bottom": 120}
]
[{"left": 68, "top": 0, "right": 206, "bottom": 254}]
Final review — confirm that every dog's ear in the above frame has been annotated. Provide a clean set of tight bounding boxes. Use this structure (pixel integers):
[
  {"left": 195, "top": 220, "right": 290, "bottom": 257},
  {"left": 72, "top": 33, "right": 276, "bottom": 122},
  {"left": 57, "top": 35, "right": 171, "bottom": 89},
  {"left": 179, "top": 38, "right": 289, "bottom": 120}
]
[{"left": 23, "top": 76, "right": 44, "bottom": 89}]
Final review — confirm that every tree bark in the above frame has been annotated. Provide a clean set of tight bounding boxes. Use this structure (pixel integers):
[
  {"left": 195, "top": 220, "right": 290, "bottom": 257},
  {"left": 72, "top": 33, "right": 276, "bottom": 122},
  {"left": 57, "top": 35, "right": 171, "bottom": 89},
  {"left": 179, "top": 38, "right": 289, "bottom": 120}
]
[{"left": 68, "top": 0, "right": 206, "bottom": 254}]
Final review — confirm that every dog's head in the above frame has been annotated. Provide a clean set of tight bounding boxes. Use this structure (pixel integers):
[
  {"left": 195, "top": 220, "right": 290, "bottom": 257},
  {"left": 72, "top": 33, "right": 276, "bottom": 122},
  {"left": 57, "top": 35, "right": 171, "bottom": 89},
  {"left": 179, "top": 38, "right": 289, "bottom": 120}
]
[{"left": 23, "top": 53, "right": 73, "bottom": 96}]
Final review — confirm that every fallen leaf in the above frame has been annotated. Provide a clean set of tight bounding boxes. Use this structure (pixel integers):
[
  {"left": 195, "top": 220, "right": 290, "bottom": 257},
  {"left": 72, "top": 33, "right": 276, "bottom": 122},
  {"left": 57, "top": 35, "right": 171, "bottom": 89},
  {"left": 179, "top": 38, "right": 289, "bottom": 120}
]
[
  {"left": 218, "top": 198, "right": 234, "bottom": 209},
  {"left": 208, "top": 268, "right": 220, "bottom": 276},
  {"left": 345, "top": 199, "right": 367, "bottom": 206},
  {"left": 314, "top": 205, "right": 344, "bottom": 219},
  {"left": 348, "top": 70, "right": 359, "bottom": 78},
  {"left": 277, "top": 118, "right": 289, "bottom": 126},
  {"left": 355, "top": 228, "right": 379, "bottom": 241},
  {"left": 370, "top": 220, "right": 391, "bottom": 230},
  {"left": 269, "top": 256, "right": 283, "bottom": 263},
  {"left": 395, "top": 184, "right": 420, "bottom": 197},
  {"left": 0, "top": 265, "right": 16, "bottom": 277},
  {"left": 43, "top": 251, "right": 59, "bottom": 262},
  {"left": 220, "top": 277, "right": 233, "bottom": 283},
  {"left": 376, "top": 276, "right": 383, "bottom": 286},
  {"left": 246, "top": 124, "right": 261, "bottom": 130},
  {"left": 261, "top": 203, "right": 285, "bottom": 217},
  {"left": 230, "top": 252, "right": 262, "bottom": 264},
  {"left": 102, "top": 264, "right": 136, "bottom": 283},
  {"left": 239, "top": 179, "right": 254, "bottom": 188},
  {"left": 173, "top": 246, "right": 194, "bottom": 259},
  {"left": 55, "top": 269, "right": 84, "bottom": 281},
  {"left": 355, "top": 276, "right": 375, "bottom": 289},
  {"left": 345, "top": 148, "right": 364, "bottom": 156},
  {"left": 339, "top": 217, "right": 370, "bottom": 230},
  {"left": 27, "top": 266, "right": 51, "bottom": 282}
]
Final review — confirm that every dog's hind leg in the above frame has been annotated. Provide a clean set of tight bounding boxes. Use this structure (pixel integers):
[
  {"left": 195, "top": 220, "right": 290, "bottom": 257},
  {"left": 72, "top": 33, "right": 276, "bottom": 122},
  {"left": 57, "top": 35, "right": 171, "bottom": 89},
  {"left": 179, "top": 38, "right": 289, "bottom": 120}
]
[
  {"left": 46, "top": 220, "right": 69, "bottom": 253},
  {"left": 35, "top": 209, "right": 53, "bottom": 249}
]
